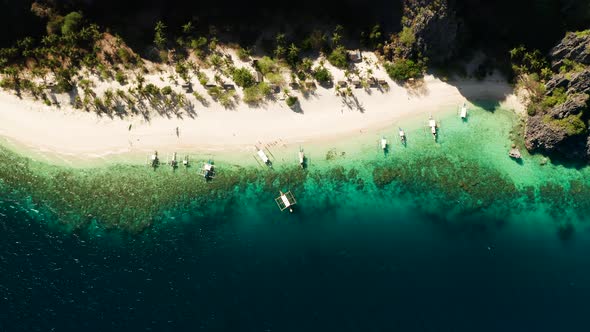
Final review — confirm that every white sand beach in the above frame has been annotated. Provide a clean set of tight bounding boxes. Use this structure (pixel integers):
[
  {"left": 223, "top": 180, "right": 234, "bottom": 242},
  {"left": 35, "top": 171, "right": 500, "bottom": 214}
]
[{"left": 0, "top": 52, "right": 524, "bottom": 165}]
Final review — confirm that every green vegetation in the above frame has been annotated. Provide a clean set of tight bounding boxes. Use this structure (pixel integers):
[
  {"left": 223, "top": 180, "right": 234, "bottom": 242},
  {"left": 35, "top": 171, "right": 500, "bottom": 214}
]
[
  {"left": 286, "top": 95, "right": 298, "bottom": 107},
  {"left": 543, "top": 114, "right": 587, "bottom": 136},
  {"left": 231, "top": 67, "right": 255, "bottom": 88},
  {"left": 559, "top": 59, "right": 586, "bottom": 73},
  {"left": 398, "top": 27, "right": 415, "bottom": 47},
  {"left": 312, "top": 66, "right": 332, "bottom": 83},
  {"left": 154, "top": 21, "right": 167, "bottom": 49},
  {"left": 243, "top": 82, "right": 272, "bottom": 104},
  {"left": 192, "top": 91, "right": 207, "bottom": 105},
  {"left": 61, "top": 12, "right": 84, "bottom": 35},
  {"left": 237, "top": 47, "right": 251, "bottom": 61},
  {"left": 542, "top": 88, "right": 568, "bottom": 108},
  {"left": 509, "top": 46, "right": 550, "bottom": 76},
  {"left": 574, "top": 30, "right": 590, "bottom": 38},
  {"left": 328, "top": 46, "right": 348, "bottom": 69},
  {"left": 161, "top": 86, "right": 173, "bottom": 95},
  {"left": 256, "top": 56, "right": 279, "bottom": 75},
  {"left": 383, "top": 59, "right": 425, "bottom": 82},
  {"left": 115, "top": 70, "right": 127, "bottom": 85},
  {"left": 286, "top": 43, "right": 301, "bottom": 67}
]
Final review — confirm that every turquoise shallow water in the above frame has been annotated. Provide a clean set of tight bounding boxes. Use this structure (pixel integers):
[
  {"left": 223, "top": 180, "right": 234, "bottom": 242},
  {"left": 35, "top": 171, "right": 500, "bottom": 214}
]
[{"left": 2, "top": 103, "right": 590, "bottom": 330}]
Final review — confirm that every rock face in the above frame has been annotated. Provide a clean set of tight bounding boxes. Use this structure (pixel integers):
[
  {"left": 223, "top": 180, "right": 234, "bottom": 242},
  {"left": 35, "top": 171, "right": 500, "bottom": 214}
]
[
  {"left": 388, "top": 0, "right": 459, "bottom": 63},
  {"left": 525, "top": 93, "right": 589, "bottom": 160},
  {"left": 549, "top": 32, "right": 590, "bottom": 70},
  {"left": 524, "top": 32, "right": 590, "bottom": 162}
]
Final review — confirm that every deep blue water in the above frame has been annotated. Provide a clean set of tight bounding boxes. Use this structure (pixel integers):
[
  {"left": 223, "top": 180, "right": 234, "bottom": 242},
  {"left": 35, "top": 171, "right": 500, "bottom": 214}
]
[{"left": 3, "top": 197, "right": 590, "bottom": 332}]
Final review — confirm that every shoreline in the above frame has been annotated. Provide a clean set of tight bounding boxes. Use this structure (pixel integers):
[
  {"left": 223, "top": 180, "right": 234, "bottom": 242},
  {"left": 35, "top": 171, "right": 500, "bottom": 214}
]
[{"left": 0, "top": 73, "right": 523, "bottom": 167}]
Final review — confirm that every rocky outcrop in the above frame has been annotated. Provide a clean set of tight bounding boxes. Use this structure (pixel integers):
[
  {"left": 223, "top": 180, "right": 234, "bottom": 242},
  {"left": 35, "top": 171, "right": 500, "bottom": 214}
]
[
  {"left": 524, "top": 32, "right": 590, "bottom": 162},
  {"left": 549, "top": 31, "right": 590, "bottom": 70},
  {"left": 525, "top": 93, "right": 589, "bottom": 160},
  {"left": 545, "top": 69, "right": 590, "bottom": 96},
  {"left": 385, "top": 0, "right": 459, "bottom": 63},
  {"left": 550, "top": 93, "right": 588, "bottom": 119}
]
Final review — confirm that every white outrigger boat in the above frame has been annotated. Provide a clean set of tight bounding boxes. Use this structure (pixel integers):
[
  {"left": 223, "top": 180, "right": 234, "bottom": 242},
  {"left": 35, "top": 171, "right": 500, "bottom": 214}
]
[
  {"left": 275, "top": 190, "right": 297, "bottom": 213},
  {"left": 182, "top": 155, "right": 189, "bottom": 167},
  {"left": 429, "top": 115, "right": 438, "bottom": 140},
  {"left": 381, "top": 136, "right": 388, "bottom": 152},
  {"left": 298, "top": 147, "right": 305, "bottom": 168},
  {"left": 460, "top": 102, "right": 467, "bottom": 120},
  {"left": 399, "top": 128, "right": 406, "bottom": 144},
  {"left": 255, "top": 146, "right": 272, "bottom": 167}
]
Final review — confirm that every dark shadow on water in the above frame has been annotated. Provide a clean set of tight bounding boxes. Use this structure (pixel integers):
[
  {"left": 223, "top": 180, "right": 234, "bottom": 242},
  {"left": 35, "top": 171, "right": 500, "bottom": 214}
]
[
  {"left": 538, "top": 150, "right": 588, "bottom": 170},
  {"left": 558, "top": 223, "right": 575, "bottom": 242}
]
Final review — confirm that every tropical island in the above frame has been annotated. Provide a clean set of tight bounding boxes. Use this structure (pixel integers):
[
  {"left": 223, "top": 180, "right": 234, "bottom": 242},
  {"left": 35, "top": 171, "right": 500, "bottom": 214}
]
[{"left": 0, "top": 0, "right": 588, "bottom": 233}]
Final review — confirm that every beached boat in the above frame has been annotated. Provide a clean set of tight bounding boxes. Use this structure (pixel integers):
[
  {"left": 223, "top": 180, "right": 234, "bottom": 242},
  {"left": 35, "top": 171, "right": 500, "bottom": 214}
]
[
  {"left": 429, "top": 115, "right": 437, "bottom": 140},
  {"left": 149, "top": 151, "right": 159, "bottom": 168},
  {"left": 399, "top": 128, "right": 406, "bottom": 144},
  {"left": 255, "top": 146, "right": 272, "bottom": 167},
  {"left": 275, "top": 190, "right": 297, "bottom": 213},
  {"left": 182, "top": 155, "right": 189, "bottom": 167},
  {"left": 381, "top": 136, "right": 388, "bottom": 151},
  {"left": 460, "top": 102, "right": 467, "bottom": 120},
  {"left": 298, "top": 147, "right": 305, "bottom": 168},
  {"left": 200, "top": 160, "right": 215, "bottom": 180}
]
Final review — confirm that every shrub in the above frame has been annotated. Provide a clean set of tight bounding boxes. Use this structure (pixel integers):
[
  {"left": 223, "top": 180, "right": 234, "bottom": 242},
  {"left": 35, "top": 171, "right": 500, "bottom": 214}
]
[
  {"left": 542, "top": 87, "right": 567, "bottom": 108},
  {"left": 161, "top": 86, "right": 173, "bottom": 95},
  {"left": 398, "top": 27, "right": 415, "bottom": 47},
  {"left": 237, "top": 47, "right": 251, "bottom": 61},
  {"left": 115, "top": 70, "right": 127, "bottom": 85},
  {"left": 219, "top": 90, "right": 236, "bottom": 108},
  {"left": 328, "top": 46, "right": 348, "bottom": 69},
  {"left": 257, "top": 56, "right": 278, "bottom": 75},
  {"left": 544, "top": 114, "right": 587, "bottom": 136},
  {"left": 312, "top": 66, "right": 333, "bottom": 83},
  {"left": 383, "top": 59, "right": 425, "bottom": 82},
  {"left": 243, "top": 82, "right": 272, "bottom": 104},
  {"left": 286, "top": 95, "right": 298, "bottom": 107},
  {"left": 61, "top": 12, "right": 83, "bottom": 35},
  {"left": 208, "top": 86, "right": 222, "bottom": 100},
  {"left": 232, "top": 67, "right": 255, "bottom": 88}
]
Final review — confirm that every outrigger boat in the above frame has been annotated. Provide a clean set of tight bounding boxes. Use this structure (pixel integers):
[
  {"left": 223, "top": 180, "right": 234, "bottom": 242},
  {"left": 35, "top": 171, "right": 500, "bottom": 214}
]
[
  {"left": 429, "top": 115, "right": 437, "bottom": 140},
  {"left": 275, "top": 190, "right": 297, "bottom": 213},
  {"left": 399, "top": 127, "right": 406, "bottom": 144},
  {"left": 150, "top": 151, "right": 159, "bottom": 168},
  {"left": 200, "top": 160, "right": 215, "bottom": 180},
  {"left": 298, "top": 147, "right": 305, "bottom": 168},
  {"left": 460, "top": 102, "right": 468, "bottom": 120},
  {"left": 182, "top": 155, "right": 189, "bottom": 167},
  {"left": 381, "top": 136, "right": 388, "bottom": 151},
  {"left": 256, "top": 146, "right": 272, "bottom": 167},
  {"left": 169, "top": 152, "right": 178, "bottom": 169}
]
